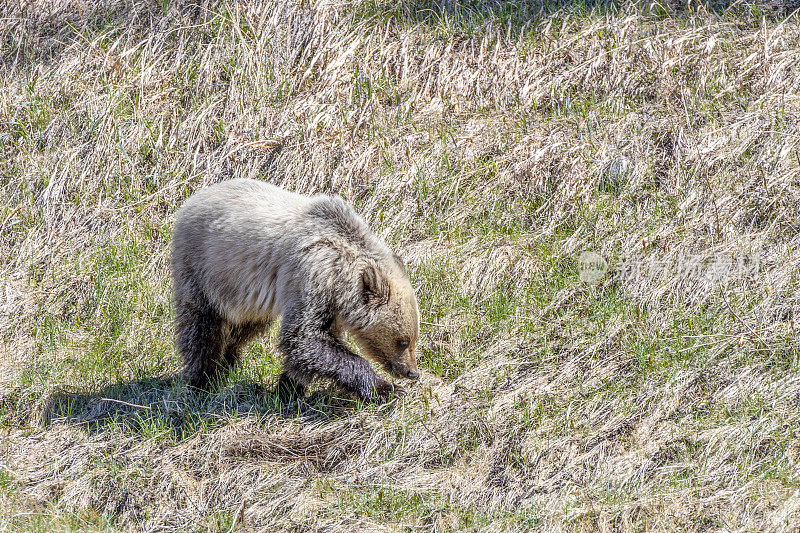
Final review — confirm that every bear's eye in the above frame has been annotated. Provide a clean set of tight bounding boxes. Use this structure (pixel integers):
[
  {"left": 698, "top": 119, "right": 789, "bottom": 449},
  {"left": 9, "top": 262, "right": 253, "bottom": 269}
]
[{"left": 397, "top": 339, "right": 410, "bottom": 350}]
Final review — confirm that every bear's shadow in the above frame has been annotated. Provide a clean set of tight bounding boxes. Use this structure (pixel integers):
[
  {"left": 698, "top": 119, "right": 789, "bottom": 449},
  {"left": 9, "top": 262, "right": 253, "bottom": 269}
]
[{"left": 40, "top": 375, "right": 371, "bottom": 438}]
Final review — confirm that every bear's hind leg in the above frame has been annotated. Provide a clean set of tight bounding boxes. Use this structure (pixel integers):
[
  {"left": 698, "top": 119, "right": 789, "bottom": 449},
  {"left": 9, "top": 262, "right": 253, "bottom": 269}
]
[{"left": 176, "top": 299, "right": 230, "bottom": 390}]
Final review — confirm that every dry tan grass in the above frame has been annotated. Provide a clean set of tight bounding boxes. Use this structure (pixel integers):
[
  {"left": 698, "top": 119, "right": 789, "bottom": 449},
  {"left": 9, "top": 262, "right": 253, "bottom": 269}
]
[{"left": 2, "top": 0, "right": 800, "bottom": 530}]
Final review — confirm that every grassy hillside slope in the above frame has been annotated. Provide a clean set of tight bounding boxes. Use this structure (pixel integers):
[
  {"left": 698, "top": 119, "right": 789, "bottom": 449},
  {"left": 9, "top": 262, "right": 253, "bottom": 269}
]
[{"left": 2, "top": 0, "right": 800, "bottom": 530}]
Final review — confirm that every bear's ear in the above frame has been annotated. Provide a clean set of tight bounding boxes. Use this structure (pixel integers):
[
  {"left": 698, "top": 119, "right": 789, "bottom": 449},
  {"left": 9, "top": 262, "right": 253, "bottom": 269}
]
[{"left": 361, "top": 263, "right": 390, "bottom": 306}]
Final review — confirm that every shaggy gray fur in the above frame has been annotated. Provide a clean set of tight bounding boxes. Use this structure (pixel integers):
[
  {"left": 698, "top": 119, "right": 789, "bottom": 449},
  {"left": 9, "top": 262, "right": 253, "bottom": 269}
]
[{"left": 171, "top": 179, "right": 419, "bottom": 401}]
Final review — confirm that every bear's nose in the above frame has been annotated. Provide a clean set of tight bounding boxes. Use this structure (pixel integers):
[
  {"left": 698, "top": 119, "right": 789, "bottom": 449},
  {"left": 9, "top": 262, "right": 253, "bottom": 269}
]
[{"left": 406, "top": 370, "right": 420, "bottom": 380}]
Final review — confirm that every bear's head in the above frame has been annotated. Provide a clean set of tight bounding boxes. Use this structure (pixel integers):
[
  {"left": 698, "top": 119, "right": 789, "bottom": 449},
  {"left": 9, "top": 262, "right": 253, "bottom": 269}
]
[{"left": 351, "top": 260, "right": 420, "bottom": 380}]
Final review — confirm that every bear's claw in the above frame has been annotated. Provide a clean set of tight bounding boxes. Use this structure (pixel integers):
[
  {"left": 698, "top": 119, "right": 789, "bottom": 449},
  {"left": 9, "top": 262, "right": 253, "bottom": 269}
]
[{"left": 374, "top": 378, "right": 406, "bottom": 400}]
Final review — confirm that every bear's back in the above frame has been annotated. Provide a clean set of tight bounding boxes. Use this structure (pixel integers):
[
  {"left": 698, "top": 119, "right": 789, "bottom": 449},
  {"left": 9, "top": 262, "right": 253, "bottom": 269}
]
[{"left": 172, "top": 179, "right": 386, "bottom": 322}]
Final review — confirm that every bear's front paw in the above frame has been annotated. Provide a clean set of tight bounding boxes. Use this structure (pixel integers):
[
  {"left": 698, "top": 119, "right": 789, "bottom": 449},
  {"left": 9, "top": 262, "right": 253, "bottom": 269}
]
[{"left": 373, "top": 378, "right": 406, "bottom": 400}]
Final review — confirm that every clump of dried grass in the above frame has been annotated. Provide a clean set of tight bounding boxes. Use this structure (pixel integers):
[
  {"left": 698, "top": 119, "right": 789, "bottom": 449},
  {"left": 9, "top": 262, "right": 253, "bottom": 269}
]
[{"left": 2, "top": 0, "right": 800, "bottom": 530}]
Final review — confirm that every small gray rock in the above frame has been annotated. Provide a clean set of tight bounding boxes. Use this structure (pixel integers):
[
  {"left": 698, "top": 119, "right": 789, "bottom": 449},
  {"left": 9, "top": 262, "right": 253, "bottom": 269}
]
[{"left": 598, "top": 156, "right": 633, "bottom": 194}]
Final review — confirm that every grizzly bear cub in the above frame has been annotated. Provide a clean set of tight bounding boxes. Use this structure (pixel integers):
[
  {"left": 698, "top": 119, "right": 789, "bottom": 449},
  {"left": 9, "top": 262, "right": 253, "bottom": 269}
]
[{"left": 171, "top": 179, "right": 420, "bottom": 401}]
